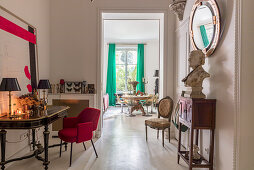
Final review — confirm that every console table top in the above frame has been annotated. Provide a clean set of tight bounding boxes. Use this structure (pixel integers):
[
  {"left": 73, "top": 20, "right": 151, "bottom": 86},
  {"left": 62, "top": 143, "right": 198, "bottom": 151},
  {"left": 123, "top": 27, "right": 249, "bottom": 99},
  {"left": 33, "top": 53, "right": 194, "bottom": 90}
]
[{"left": 0, "top": 106, "right": 69, "bottom": 129}]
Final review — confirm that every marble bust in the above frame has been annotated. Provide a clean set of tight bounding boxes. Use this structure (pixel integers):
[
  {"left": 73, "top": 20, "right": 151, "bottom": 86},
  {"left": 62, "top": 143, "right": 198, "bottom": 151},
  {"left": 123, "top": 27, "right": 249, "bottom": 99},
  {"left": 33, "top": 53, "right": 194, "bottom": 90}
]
[{"left": 182, "top": 50, "right": 210, "bottom": 98}]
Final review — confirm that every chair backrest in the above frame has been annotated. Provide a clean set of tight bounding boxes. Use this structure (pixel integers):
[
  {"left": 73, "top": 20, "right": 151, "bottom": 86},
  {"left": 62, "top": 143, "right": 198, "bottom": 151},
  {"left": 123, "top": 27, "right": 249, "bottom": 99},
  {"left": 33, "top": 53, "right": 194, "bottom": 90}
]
[
  {"left": 116, "top": 95, "right": 121, "bottom": 103},
  {"left": 158, "top": 96, "right": 174, "bottom": 120},
  {"left": 146, "top": 94, "right": 154, "bottom": 103},
  {"left": 77, "top": 107, "right": 101, "bottom": 131}
]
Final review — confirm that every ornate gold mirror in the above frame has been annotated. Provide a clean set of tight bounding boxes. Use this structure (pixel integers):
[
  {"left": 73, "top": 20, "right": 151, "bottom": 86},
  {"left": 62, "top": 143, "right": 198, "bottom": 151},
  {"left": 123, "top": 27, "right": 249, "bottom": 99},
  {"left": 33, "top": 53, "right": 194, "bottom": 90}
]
[{"left": 189, "top": 0, "right": 221, "bottom": 56}]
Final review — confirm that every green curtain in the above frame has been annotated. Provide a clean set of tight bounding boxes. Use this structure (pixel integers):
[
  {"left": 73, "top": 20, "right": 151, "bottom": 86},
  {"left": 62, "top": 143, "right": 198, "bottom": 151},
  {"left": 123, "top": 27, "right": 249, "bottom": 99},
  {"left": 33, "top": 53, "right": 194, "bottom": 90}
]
[
  {"left": 136, "top": 44, "right": 145, "bottom": 93},
  {"left": 200, "top": 25, "right": 209, "bottom": 48},
  {"left": 106, "top": 44, "right": 116, "bottom": 106}
]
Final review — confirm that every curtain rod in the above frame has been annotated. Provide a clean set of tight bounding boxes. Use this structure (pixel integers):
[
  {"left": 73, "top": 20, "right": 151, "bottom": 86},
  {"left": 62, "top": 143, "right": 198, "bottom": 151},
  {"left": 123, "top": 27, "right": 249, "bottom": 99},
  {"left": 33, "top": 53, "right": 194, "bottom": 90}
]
[{"left": 107, "top": 43, "right": 147, "bottom": 45}]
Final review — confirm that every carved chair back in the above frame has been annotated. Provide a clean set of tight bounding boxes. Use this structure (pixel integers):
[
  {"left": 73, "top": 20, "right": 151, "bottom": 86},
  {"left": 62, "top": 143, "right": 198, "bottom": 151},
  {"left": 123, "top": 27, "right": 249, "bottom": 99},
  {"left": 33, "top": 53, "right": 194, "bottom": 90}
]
[{"left": 158, "top": 96, "right": 174, "bottom": 121}]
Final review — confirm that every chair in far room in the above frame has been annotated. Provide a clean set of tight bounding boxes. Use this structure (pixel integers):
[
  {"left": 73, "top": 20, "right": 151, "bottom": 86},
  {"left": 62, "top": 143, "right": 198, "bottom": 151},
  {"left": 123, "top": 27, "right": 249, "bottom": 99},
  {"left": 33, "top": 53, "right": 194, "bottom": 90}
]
[
  {"left": 143, "top": 94, "right": 158, "bottom": 114},
  {"left": 145, "top": 96, "right": 173, "bottom": 147},
  {"left": 58, "top": 107, "right": 100, "bottom": 166},
  {"left": 116, "top": 94, "right": 127, "bottom": 113}
]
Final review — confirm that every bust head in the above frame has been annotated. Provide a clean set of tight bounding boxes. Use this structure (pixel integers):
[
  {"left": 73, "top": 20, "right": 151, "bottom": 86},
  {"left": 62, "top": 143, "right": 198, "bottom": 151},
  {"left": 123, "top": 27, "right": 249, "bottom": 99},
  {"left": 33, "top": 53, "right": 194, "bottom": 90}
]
[{"left": 188, "top": 50, "right": 205, "bottom": 69}]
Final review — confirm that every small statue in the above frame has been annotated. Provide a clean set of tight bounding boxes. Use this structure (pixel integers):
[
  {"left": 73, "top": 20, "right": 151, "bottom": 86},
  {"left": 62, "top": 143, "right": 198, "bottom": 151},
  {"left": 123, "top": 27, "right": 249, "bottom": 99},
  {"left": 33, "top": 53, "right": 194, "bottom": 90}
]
[
  {"left": 182, "top": 50, "right": 210, "bottom": 98},
  {"left": 193, "top": 144, "right": 201, "bottom": 160}
]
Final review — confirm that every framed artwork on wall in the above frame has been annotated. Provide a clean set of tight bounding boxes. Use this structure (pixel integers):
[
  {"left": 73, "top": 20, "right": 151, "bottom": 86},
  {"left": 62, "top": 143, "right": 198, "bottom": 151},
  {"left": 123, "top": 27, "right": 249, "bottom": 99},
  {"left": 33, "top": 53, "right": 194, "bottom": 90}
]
[{"left": 0, "top": 5, "right": 39, "bottom": 95}]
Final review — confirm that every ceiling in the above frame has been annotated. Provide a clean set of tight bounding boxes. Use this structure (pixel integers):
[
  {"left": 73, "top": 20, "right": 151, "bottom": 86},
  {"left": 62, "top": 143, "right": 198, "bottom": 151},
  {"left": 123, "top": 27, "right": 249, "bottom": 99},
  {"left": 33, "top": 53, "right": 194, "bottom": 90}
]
[{"left": 104, "top": 20, "right": 160, "bottom": 43}]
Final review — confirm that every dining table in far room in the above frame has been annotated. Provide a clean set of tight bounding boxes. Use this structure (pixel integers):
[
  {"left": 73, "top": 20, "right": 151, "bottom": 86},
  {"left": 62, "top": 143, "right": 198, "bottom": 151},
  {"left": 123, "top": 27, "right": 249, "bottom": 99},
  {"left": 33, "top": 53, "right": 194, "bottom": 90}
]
[{"left": 122, "top": 95, "right": 153, "bottom": 117}]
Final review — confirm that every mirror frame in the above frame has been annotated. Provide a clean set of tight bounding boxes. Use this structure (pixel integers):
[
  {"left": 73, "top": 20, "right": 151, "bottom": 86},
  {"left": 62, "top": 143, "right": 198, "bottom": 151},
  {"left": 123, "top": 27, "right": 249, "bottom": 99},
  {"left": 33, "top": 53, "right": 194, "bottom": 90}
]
[{"left": 189, "top": 0, "right": 221, "bottom": 56}]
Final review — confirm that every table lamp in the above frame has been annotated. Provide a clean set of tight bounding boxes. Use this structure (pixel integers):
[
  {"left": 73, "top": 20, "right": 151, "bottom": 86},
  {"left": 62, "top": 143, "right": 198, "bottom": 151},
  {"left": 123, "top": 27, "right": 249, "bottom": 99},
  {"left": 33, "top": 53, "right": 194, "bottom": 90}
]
[
  {"left": 0, "top": 78, "right": 21, "bottom": 117},
  {"left": 37, "top": 79, "right": 51, "bottom": 105}
]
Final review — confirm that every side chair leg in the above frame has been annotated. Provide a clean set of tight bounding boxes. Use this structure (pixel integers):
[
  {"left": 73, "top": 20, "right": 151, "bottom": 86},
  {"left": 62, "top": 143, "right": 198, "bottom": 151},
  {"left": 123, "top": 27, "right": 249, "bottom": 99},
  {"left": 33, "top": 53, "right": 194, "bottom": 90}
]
[
  {"left": 65, "top": 142, "right": 67, "bottom": 151},
  {"left": 162, "top": 129, "right": 165, "bottom": 147},
  {"left": 59, "top": 140, "right": 62, "bottom": 157},
  {"left": 168, "top": 127, "right": 171, "bottom": 143},
  {"left": 69, "top": 143, "right": 73, "bottom": 167},
  {"left": 83, "top": 142, "right": 86, "bottom": 150},
  {"left": 121, "top": 104, "right": 123, "bottom": 113},
  {"left": 157, "top": 129, "right": 159, "bottom": 139},
  {"left": 91, "top": 139, "right": 98, "bottom": 158},
  {"left": 145, "top": 125, "right": 147, "bottom": 141}
]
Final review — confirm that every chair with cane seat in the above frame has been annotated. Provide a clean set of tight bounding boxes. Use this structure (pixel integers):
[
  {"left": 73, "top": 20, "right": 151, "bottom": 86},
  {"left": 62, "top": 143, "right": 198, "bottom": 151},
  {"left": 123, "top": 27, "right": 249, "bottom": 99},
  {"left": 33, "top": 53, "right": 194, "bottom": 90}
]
[{"left": 145, "top": 96, "right": 174, "bottom": 147}]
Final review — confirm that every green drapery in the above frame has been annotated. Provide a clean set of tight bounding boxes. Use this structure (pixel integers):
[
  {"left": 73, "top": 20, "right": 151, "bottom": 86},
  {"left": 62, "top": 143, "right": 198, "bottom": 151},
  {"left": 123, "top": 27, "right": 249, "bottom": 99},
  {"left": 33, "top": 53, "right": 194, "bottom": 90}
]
[
  {"left": 136, "top": 44, "right": 145, "bottom": 93},
  {"left": 106, "top": 44, "right": 116, "bottom": 106},
  {"left": 200, "top": 25, "right": 209, "bottom": 48}
]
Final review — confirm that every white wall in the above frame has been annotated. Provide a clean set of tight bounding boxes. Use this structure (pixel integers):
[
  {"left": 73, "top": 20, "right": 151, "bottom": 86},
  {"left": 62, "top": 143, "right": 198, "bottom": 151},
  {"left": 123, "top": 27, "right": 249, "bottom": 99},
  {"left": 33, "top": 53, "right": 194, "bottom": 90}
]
[
  {"left": 144, "top": 40, "right": 159, "bottom": 94},
  {"left": 174, "top": 0, "right": 236, "bottom": 169},
  {"left": 50, "top": 0, "right": 175, "bottom": 100},
  {"left": 238, "top": 1, "right": 254, "bottom": 169},
  {"left": 0, "top": 0, "right": 50, "bottom": 159}
]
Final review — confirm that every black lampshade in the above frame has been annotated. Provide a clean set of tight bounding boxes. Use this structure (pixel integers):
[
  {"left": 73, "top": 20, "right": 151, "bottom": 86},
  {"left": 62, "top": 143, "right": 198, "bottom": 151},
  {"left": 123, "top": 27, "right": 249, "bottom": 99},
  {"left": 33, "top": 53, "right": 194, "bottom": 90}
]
[
  {"left": 0, "top": 78, "right": 21, "bottom": 91},
  {"left": 37, "top": 79, "right": 51, "bottom": 89},
  {"left": 153, "top": 70, "right": 159, "bottom": 77}
]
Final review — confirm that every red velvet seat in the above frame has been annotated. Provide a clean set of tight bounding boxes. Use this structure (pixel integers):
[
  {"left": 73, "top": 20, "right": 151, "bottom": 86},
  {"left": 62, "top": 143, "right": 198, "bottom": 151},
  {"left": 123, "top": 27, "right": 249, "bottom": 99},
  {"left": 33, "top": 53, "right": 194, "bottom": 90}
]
[{"left": 58, "top": 107, "right": 100, "bottom": 166}]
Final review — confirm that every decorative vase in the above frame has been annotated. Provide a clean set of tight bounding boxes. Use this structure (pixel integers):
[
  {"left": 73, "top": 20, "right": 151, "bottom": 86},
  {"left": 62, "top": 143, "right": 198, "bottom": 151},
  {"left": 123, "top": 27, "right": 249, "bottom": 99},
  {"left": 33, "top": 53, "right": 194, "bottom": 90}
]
[{"left": 128, "top": 81, "right": 139, "bottom": 95}]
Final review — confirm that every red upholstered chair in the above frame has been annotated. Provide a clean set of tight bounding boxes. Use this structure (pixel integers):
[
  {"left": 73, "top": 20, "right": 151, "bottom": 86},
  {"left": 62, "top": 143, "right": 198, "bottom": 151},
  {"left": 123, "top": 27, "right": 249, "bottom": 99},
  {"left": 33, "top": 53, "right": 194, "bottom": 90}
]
[{"left": 58, "top": 107, "right": 100, "bottom": 166}]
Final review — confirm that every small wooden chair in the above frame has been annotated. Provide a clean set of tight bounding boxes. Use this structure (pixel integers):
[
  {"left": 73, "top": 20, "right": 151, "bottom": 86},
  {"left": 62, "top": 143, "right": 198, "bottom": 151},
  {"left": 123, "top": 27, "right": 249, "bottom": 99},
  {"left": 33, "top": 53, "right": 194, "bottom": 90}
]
[
  {"left": 145, "top": 96, "right": 174, "bottom": 147},
  {"left": 116, "top": 95, "right": 127, "bottom": 113},
  {"left": 143, "top": 94, "right": 154, "bottom": 114}
]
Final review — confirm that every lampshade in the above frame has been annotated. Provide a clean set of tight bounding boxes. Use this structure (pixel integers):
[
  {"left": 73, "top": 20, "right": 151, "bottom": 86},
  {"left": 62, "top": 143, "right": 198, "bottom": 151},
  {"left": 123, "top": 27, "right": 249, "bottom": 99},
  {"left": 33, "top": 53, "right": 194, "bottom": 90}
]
[
  {"left": 0, "top": 78, "right": 21, "bottom": 91},
  {"left": 37, "top": 79, "right": 51, "bottom": 89},
  {"left": 153, "top": 70, "right": 159, "bottom": 77}
]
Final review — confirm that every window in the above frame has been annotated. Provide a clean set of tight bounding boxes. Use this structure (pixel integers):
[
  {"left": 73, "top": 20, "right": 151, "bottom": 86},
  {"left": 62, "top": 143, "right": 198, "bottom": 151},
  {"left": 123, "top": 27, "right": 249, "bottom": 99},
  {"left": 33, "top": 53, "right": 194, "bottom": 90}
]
[{"left": 115, "top": 47, "right": 137, "bottom": 92}]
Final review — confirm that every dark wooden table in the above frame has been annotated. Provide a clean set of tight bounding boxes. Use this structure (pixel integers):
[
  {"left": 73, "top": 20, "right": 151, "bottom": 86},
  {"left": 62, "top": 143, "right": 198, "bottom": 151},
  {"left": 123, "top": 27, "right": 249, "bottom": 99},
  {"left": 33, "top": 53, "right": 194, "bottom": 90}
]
[
  {"left": 177, "top": 97, "right": 216, "bottom": 170},
  {"left": 0, "top": 106, "right": 69, "bottom": 170}
]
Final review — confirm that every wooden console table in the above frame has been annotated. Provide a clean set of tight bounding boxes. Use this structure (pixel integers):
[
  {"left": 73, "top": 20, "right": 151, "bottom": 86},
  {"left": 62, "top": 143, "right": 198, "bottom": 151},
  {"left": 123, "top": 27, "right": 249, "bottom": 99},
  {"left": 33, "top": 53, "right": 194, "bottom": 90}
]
[
  {"left": 177, "top": 97, "right": 216, "bottom": 170},
  {"left": 0, "top": 106, "right": 69, "bottom": 170}
]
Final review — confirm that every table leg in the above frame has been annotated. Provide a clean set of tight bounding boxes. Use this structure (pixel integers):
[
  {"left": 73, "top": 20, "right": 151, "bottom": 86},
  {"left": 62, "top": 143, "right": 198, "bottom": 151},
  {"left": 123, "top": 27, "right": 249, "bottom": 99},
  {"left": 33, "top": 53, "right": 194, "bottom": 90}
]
[
  {"left": 0, "top": 130, "right": 6, "bottom": 170},
  {"left": 32, "top": 129, "right": 36, "bottom": 150},
  {"left": 43, "top": 125, "right": 50, "bottom": 170},
  {"left": 127, "top": 106, "right": 136, "bottom": 117},
  {"left": 209, "top": 129, "right": 215, "bottom": 170},
  {"left": 177, "top": 123, "right": 182, "bottom": 164},
  {"left": 142, "top": 105, "right": 152, "bottom": 117},
  {"left": 189, "top": 128, "right": 194, "bottom": 170}
]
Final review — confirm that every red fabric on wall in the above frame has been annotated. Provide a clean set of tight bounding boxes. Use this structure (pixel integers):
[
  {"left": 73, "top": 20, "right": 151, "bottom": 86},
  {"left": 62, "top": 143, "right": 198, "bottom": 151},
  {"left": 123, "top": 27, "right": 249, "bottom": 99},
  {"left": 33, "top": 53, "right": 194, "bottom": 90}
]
[{"left": 0, "top": 16, "right": 36, "bottom": 44}]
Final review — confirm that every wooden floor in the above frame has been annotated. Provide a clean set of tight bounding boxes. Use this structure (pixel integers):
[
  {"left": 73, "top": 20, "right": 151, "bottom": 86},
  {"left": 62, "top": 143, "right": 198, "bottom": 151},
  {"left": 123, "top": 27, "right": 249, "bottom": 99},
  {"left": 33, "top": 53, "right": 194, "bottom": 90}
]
[{"left": 7, "top": 107, "right": 191, "bottom": 170}]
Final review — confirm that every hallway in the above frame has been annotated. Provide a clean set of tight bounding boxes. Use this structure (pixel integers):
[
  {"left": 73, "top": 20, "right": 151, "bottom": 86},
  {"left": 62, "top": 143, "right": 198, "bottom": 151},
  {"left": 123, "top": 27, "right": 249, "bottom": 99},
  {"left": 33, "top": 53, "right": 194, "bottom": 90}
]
[
  {"left": 84, "top": 113, "right": 186, "bottom": 170},
  {"left": 8, "top": 108, "right": 190, "bottom": 170}
]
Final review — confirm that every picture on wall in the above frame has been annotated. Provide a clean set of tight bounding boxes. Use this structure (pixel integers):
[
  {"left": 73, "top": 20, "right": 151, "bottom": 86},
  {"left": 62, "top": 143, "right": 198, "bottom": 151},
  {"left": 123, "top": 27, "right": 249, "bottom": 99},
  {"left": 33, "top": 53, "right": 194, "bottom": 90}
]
[{"left": 0, "top": 6, "right": 38, "bottom": 96}]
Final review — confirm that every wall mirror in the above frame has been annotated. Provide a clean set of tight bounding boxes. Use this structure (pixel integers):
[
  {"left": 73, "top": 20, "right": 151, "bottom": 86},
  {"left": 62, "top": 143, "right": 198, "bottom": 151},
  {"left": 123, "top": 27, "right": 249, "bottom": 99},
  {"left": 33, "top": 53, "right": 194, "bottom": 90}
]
[{"left": 189, "top": 0, "right": 221, "bottom": 56}]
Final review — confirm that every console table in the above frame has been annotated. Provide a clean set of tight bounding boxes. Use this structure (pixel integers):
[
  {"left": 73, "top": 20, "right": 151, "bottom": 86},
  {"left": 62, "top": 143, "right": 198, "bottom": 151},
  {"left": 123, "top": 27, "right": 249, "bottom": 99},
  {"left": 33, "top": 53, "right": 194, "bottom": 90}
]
[
  {"left": 177, "top": 97, "right": 216, "bottom": 170},
  {"left": 0, "top": 106, "right": 69, "bottom": 170}
]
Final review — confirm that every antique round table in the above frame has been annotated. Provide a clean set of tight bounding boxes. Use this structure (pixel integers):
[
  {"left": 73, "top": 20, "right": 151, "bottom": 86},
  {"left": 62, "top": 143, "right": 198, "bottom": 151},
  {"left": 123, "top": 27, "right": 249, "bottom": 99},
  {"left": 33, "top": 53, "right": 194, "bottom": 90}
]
[{"left": 122, "top": 95, "right": 152, "bottom": 117}]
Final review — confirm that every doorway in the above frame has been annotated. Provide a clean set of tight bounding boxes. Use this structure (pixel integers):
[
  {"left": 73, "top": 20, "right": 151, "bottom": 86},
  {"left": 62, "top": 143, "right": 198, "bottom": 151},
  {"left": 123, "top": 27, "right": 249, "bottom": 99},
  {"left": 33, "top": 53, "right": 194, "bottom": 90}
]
[{"left": 100, "top": 12, "right": 165, "bottom": 119}]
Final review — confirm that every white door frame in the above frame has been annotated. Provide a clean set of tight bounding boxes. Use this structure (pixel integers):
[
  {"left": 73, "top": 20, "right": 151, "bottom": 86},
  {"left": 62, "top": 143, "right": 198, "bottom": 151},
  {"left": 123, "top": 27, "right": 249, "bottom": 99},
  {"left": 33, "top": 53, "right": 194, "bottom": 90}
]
[{"left": 96, "top": 9, "right": 173, "bottom": 137}]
